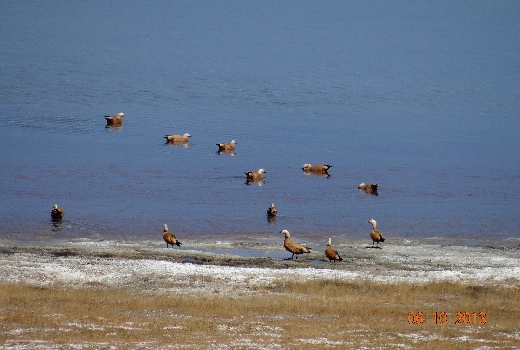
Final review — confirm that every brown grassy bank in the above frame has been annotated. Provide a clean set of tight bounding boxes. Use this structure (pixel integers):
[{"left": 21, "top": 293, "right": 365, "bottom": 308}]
[{"left": 1, "top": 280, "right": 518, "bottom": 349}]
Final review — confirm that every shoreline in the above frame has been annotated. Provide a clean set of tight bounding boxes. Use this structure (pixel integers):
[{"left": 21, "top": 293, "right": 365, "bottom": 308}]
[{"left": 1, "top": 237, "right": 518, "bottom": 294}]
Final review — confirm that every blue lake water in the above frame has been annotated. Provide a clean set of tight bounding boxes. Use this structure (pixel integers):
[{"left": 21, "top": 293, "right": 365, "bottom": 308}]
[{"left": 1, "top": 1, "right": 519, "bottom": 243}]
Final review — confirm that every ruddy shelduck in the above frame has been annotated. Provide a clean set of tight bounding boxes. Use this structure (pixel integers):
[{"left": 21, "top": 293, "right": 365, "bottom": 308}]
[
  {"left": 267, "top": 203, "right": 277, "bottom": 219},
  {"left": 281, "top": 229, "right": 311, "bottom": 260},
  {"left": 51, "top": 204, "right": 64, "bottom": 221},
  {"left": 302, "top": 163, "right": 332, "bottom": 176},
  {"left": 104, "top": 112, "right": 124, "bottom": 126},
  {"left": 216, "top": 140, "right": 236, "bottom": 152},
  {"left": 325, "top": 237, "right": 343, "bottom": 262},
  {"left": 245, "top": 169, "right": 265, "bottom": 182},
  {"left": 164, "top": 133, "right": 191, "bottom": 144},
  {"left": 358, "top": 183, "right": 379, "bottom": 196},
  {"left": 368, "top": 219, "right": 385, "bottom": 247},
  {"left": 163, "top": 224, "right": 182, "bottom": 248}
]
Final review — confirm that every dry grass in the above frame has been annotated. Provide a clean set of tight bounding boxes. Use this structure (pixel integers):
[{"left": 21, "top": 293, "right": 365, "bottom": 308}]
[{"left": 0, "top": 279, "right": 519, "bottom": 349}]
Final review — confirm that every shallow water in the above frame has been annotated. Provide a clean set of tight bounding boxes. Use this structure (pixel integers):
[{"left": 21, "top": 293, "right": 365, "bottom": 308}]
[{"left": 1, "top": 1, "right": 519, "bottom": 244}]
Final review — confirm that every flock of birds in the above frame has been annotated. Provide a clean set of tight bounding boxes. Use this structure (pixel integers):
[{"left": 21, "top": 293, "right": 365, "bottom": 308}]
[
  {"left": 49, "top": 113, "right": 386, "bottom": 263},
  {"left": 274, "top": 214, "right": 385, "bottom": 261},
  {"left": 52, "top": 202, "right": 385, "bottom": 262}
]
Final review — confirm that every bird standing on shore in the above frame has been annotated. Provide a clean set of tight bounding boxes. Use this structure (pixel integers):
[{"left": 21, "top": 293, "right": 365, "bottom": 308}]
[
  {"left": 325, "top": 237, "right": 343, "bottom": 262},
  {"left": 51, "top": 204, "right": 64, "bottom": 221},
  {"left": 163, "top": 224, "right": 182, "bottom": 248},
  {"left": 368, "top": 219, "right": 385, "bottom": 247},
  {"left": 104, "top": 112, "right": 124, "bottom": 127},
  {"left": 281, "top": 229, "right": 311, "bottom": 260}
]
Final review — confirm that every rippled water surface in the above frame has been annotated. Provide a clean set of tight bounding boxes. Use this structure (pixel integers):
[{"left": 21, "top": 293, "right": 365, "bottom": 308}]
[{"left": 1, "top": 1, "right": 519, "bottom": 243}]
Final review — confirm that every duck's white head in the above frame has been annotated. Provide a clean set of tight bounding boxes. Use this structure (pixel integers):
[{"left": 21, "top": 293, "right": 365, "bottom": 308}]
[
  {"left": 328, "top": 237, "right": 331, "bottom": 246},
  {"left": 258, "top": 169, "right": 265, "bottom": 174},
  {"left": 358, "top": 183, "right": 366, "bottom": 188},
  {"left": 302, "top": 163, "right": 312, "bottom": 169},
  {"left": 117, "top": 112, "right": 125, "bottom": 117},
  {"left": 270, "top": 203, "right": 275, "bottom": 207},
  {"left": 53, "top": 204, "right": 58, "bottom": 209},
  {"left": 280, "top": 229, "right": 290, "bottom": 238},
  {"left": 368, "top": 219, "right": 377, "bottom": 228},
  {"left": 183, "top": 133, "right": 191, "bottom": 137},
  {"left": 230, "top": 140, "right": 236, "bottom": 145},
  {"left": 163, "top": 224, "right": 168, "bottom": 231}
]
